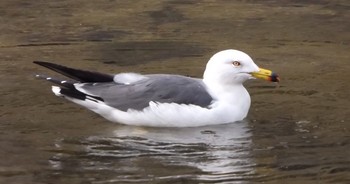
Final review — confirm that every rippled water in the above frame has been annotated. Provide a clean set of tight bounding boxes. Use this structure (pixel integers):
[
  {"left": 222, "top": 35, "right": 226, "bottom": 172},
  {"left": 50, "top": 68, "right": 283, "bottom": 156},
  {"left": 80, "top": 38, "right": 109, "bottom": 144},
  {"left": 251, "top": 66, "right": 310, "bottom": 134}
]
[
  {"left": 44, "top": 123, "right": 252, "bottom": 183},
  {"left": 1, "top": 0, "right": 349, "bottom": 183}
]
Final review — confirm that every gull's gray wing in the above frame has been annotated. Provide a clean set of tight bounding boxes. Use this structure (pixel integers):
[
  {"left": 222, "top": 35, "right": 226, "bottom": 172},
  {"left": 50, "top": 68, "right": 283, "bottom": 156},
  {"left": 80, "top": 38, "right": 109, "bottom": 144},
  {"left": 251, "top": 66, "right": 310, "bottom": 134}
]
[{"left": 75, "top": 74, "right": 213, "bottom": 111}]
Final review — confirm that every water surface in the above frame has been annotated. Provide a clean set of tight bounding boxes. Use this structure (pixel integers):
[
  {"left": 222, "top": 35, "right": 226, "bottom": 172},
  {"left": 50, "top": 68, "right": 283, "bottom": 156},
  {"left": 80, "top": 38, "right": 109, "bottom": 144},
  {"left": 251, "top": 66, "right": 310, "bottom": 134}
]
[{"left": 0, "top": 0, "right": 349, "bottom": 183}]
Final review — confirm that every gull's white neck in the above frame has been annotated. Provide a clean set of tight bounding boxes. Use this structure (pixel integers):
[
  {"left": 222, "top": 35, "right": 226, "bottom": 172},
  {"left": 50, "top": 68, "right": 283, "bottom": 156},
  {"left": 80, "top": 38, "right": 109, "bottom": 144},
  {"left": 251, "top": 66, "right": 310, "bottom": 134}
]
[
  {"left": 202, "top": 77, "right": 251, "bottom": 124},
  {"left": 203, "top": 78, "right": 250, "bottom": 104}
]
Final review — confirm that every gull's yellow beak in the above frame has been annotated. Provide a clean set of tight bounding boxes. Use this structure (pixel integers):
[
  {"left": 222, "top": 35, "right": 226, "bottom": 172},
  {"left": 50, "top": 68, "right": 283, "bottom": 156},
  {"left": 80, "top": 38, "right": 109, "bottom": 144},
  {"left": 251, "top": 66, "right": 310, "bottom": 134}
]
[{"left": 251, "top": 68, "right": 280, "bottom": 82}]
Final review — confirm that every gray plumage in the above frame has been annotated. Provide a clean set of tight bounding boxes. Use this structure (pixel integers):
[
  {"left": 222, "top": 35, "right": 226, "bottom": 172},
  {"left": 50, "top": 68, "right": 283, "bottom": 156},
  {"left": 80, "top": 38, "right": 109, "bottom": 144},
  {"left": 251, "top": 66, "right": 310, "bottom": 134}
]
[
  {"left": 77, "top": 74, "right": 213, "bottom": 111},
  {"left": 33, "top": 61, "right": 213, "bottom": 111}
]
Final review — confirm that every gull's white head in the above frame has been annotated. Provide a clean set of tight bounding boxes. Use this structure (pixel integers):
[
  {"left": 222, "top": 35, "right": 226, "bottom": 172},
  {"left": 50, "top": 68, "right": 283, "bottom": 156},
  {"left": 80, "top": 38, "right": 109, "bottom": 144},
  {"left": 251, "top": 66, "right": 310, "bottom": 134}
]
[{"left": 203, "top": 49, "right": 260, "bottom": 85}]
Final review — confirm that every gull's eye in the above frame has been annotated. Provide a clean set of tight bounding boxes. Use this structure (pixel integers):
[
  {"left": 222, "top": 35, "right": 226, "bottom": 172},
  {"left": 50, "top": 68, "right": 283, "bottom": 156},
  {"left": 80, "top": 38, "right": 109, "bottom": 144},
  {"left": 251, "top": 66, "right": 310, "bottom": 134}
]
[{"left": 232, "top": 61, "right": 241, "bottom": 67}]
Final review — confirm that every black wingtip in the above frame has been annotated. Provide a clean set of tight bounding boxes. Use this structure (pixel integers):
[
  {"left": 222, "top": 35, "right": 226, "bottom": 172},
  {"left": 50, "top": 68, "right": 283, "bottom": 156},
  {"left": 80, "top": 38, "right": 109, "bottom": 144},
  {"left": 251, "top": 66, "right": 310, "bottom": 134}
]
[
  {"left": 33, "top": 61, "right": 114, "bottom": 83},
  {"left": 33, "top": 61, "right": 62, "bottom": 70},
  {"left": 33, "top": 60, "right": 49, "bottom": 66},
  {"left": 34, "top": 74, "right": 76, "bottom": 89},
  {"left": 33, "top": 61, "right": 42, "bottom": 64}
]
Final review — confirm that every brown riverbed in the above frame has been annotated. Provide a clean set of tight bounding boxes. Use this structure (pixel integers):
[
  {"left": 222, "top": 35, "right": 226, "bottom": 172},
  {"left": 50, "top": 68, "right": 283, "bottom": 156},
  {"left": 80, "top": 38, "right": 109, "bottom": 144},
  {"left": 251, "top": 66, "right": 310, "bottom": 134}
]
[{"left": 0, "top": 0, "right": 349, "bottom": 183}]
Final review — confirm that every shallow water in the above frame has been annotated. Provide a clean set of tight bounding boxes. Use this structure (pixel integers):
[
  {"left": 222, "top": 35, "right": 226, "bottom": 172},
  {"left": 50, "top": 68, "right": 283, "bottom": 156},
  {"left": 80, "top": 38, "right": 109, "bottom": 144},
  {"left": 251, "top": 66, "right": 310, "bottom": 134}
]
[{"left": 1, "top": 0, "right": 349, "bottom": 183}]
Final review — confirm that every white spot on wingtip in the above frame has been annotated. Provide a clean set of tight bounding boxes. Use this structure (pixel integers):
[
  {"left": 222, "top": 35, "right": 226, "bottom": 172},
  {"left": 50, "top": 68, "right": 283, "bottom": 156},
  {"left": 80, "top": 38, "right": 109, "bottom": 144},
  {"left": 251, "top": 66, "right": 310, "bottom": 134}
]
[
  {"left": 51, "top": 86, "right": 62, "bottom": 96},
  {"left": 61, "top": 81, "right": 66, "bottom": 83},
  {"left": 46, "top": 77, "right": 52, "bottom": 80}
]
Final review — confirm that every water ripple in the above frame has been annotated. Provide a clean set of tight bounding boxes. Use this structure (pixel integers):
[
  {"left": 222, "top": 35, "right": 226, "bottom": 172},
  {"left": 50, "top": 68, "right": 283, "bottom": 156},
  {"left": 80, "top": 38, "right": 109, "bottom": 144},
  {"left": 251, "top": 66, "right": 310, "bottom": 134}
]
[{"left": 46, "top": 122, "right": 254, "bottom": 183}]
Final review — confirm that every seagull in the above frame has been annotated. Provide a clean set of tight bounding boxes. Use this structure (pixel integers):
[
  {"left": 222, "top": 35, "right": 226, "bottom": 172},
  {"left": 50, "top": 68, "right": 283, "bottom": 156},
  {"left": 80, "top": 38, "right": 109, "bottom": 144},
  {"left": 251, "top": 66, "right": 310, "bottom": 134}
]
[{"left": 34, "top": 49, "right": 279, "bottom": 127}]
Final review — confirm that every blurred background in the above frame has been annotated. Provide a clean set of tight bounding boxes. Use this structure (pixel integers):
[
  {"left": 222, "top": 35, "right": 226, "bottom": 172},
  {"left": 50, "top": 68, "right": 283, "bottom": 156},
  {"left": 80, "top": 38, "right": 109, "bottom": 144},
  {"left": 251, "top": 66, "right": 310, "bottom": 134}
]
[{"left": 0, "top": 0, "right": 349, "bottom": 183}]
